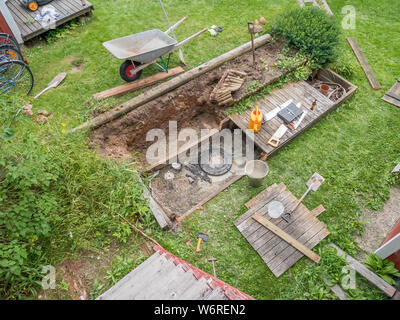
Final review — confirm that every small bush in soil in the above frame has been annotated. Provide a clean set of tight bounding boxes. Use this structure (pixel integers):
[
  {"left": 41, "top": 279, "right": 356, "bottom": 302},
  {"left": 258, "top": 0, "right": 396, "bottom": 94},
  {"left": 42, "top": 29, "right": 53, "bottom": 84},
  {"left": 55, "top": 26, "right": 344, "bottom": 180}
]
[{"left": 271, "top": 7, "right": 341, "bottom": 68}]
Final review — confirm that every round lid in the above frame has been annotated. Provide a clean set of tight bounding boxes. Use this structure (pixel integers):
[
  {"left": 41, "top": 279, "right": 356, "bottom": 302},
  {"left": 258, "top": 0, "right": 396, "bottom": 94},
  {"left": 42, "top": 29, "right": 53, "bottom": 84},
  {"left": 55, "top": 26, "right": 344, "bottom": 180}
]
[{"left": 268, "top": 201, "right": 284, "bottom": 219}]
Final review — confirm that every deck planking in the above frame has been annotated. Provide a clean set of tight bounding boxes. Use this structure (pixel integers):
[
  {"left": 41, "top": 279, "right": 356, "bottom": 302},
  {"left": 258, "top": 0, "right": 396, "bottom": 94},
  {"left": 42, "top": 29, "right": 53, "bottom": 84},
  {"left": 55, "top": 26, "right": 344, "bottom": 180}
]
[
  {"left": 6, "top": 0, "right": 93, "bottom": 41},
  {"left": 234, "top": 183, "right": 329, "bottom": 277},
  {"left": 229, "top": 80, "right": 335, "bottom": 156}
]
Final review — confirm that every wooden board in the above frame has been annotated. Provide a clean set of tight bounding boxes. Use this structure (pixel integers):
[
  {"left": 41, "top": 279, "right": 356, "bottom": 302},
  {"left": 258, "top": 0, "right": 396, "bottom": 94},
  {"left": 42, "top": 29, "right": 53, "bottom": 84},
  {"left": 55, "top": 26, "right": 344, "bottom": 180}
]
[
  {"left": 346, "top": 37, "right": 381, "bottom": 90},
  {"left": 235, "top": 183, "right": 329, "bottom": 277},
  {"left": 330, "top": 243, "right": 397, "bottom": 297},
  {"left": 382, "top": 78, "right": 400, "bottom": 108},
  {"left": 252, "top": 214, "right": 321, "bottom": 262},
  {"left": 6, "top": 0, "right": 93, "bottom": 42},
  {"left": 93, "top": 67, "right": 185, "bottom": 101},
  {"left": 230, "top": 80, "right": 336, "bottom": 156}
]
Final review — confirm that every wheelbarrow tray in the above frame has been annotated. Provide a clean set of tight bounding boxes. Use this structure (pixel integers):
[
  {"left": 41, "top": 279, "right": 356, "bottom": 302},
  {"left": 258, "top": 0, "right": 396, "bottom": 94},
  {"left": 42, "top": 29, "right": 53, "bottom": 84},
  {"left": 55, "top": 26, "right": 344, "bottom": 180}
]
[{"left": 103, "top": 29, "right": 177, "bottom": 63}]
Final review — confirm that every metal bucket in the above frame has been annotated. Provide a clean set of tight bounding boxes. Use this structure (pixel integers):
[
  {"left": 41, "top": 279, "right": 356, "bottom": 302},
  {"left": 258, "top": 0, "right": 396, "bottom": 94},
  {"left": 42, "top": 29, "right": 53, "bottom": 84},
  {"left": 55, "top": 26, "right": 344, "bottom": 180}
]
[{"left": 245, "top": 160, "right": 269, "bottom": 187}]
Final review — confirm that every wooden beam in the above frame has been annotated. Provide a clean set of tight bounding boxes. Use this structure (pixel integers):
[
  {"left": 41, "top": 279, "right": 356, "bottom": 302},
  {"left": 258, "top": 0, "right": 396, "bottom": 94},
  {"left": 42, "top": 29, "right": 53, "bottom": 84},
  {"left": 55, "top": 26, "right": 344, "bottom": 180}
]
[
  {"left": 330, "top": 284, "right": 348, "bottom": 300},
  {"left": 320, "top": 0, "right": 334, "bottom": 17},
  {"left": 346, "top": 37, "right": 381, "bottom": 90},
  {"left": 252, "top": 213, "right": 321, "bottom": 263},
  {"left": 68, "top": 34, "right": 272, "bottom": 133},
  {"left": 330, "top": 243, "right": 397, "bottom": 297},
  {"left": 93, "top": 67, "right": 185, "bottom": 101}
]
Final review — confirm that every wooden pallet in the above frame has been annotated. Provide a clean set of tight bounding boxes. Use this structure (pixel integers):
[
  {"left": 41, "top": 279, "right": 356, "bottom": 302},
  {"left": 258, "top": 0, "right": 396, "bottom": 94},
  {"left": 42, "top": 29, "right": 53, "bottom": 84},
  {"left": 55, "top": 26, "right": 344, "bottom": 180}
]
[
  {"left": 347, "top": 37, "right": 381, "bottom": 90},
  {"left": 330, "top": 243, "right": 397, "bottom": 298},
  {"left": 6, "top": 0, "right": 93, "bottom": 41},
  {"left": 382, "top": 78, "right": 400, "bottom": 108},
  {"left": 235, "top": 183, "right": 329, "bottom": 277},
  {"left": 229, "top": 80, "right": 335, "bottom": 156}
]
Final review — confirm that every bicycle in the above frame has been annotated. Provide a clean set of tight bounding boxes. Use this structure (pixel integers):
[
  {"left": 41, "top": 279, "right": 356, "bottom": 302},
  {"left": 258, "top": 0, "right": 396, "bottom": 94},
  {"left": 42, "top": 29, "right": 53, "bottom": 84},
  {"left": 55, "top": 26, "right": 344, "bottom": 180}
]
[
  {"left": 0, "top": 44, "right": 24, "bottom": 62},
  {"left": 0, "top": 32, "right": 21, "bottom": 52}
]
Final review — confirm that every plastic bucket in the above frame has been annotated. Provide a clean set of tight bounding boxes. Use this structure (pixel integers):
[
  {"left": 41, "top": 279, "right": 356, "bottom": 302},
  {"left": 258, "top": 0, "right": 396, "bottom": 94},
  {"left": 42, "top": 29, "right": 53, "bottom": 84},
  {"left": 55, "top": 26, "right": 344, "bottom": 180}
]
[{"left": 245, "top": 160, "right": 269, "bottom": 187}]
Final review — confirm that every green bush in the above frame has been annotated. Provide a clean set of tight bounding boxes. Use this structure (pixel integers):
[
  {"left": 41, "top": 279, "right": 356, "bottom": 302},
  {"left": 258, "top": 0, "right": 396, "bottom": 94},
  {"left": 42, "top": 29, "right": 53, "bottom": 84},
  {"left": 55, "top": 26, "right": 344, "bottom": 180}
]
[{"left": 271, "top": 7, "right": 341, "bottom": 68}]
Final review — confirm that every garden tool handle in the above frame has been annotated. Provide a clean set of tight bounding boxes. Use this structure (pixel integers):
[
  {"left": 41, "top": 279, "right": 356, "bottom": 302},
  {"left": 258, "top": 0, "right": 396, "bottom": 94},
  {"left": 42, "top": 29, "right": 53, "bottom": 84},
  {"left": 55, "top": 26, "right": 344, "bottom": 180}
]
[
  {"left": 196, "top": 238, "right": 203, "bottom": 253},
  {"left": 34, "top": 86, "right": 52, "bottom": 99},
  {"left": 291, "top": 187, "right": 312, "bottom": 212}
]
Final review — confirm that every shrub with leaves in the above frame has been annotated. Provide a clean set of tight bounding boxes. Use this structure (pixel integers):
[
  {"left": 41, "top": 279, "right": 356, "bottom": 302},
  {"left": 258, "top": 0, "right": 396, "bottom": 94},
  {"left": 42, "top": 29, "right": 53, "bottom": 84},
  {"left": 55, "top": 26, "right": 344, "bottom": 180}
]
[
  {"left": 0, "top": 129, "right": 154, "bottom": 299},
  {"left": 271, "top": 7, "right": 341, "bottom": 68},
  {"left": 364, "top": 254, "right": 400, "bottom": 286}
]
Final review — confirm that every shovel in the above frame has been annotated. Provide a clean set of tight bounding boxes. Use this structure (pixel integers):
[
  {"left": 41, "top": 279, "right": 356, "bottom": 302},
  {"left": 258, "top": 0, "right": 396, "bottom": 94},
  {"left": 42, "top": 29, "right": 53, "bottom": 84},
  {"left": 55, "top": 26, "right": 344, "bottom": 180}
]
[
  {"left": 34, "top": 72, "right": 67, "bottom": 99},
  {"left": 282, "top": 172, "right": 325, "bottom": 223}
]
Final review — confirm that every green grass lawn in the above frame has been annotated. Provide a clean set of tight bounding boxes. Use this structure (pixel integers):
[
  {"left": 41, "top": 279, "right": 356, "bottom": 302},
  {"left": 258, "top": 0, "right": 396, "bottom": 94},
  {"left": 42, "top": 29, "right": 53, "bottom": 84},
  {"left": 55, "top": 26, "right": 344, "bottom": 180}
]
[{"left": 1, "top": 0, "right": 400, "bottom": 299}]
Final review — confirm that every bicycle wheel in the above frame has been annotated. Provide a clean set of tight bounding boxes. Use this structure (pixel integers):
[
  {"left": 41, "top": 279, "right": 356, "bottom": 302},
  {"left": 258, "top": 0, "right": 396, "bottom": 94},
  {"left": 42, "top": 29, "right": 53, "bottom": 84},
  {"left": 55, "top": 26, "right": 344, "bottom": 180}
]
[
  {"left": 0, "top": 33, "right": 21, "bottom": 52},
  {"left": 0, "top": 44, "right": 23, "bottom": 62},
  {"left": 0, "top": 60, "right": 34, "bottom": 96}
]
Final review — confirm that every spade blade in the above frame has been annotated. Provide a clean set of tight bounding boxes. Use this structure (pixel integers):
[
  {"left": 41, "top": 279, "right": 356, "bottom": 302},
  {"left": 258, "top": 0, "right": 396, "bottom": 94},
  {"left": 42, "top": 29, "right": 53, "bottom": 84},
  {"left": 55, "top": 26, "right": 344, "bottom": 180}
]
[
  {"left": 306, "top": 173, "right": 325, "bottom": 192},
  {"left": 34, "top": 72, "right": 67, "bottom": 99}
]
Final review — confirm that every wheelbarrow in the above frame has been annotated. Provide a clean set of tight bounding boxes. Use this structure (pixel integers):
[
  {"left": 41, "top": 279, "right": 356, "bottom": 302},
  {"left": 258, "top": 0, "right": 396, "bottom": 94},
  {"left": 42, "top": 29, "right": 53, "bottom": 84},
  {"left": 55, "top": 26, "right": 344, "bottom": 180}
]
[{"left": 103, "top": 18, "right": 207, "bottom": 82}]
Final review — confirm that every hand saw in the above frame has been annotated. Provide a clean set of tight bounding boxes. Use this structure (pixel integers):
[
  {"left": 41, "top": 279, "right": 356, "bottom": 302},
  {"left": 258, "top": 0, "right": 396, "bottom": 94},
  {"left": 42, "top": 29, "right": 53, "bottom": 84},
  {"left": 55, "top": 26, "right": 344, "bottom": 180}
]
[
  {"left": 264, "top": 99, "right": 293, "bottom": 121},
  {"left": 267, "top": 104, "right": 307, "bottom": 148}
]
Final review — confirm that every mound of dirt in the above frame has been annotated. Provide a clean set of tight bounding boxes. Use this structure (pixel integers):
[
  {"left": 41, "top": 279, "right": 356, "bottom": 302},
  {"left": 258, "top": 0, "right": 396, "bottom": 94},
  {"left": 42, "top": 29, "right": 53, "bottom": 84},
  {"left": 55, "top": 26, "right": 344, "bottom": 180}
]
[{"left": 91, "top": 40, "right": 288, "bottom": 164}]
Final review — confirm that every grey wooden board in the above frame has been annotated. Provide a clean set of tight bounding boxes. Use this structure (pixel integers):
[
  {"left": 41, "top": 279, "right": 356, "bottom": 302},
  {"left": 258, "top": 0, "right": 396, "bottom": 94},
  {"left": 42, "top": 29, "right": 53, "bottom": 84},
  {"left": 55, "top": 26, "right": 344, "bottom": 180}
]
[
  {"left": 97, "top": 252, "right": 228, "bottom": 300},
  {"left": 140, "top": 175, "right": 170, "bottom": 230},
  {"left": 346, "top": 37, "right": 381, "bottom": 90},
  {"left": 6, "top": 0, "right": 93, "bottom": 41},
  {"left": 375, "top": 233, "right": 400, "bottom": 260},
  {"left": 235, "top": 183, "right": 329, "bottom": 277},
  {"left": 382, "top": 79, "right": 400, "bottom": 108},
  {"left": 330, "top": 243, "right": 397, "bottom": 297},
  {"left": 297, "top": 0, "right": 334, "bottom": 17},
  {"left": 330, "top": 284, "right": 348, "bottom": 300},
  {"left": 229, "top": 81, "right": 335, "bottom": 156}
]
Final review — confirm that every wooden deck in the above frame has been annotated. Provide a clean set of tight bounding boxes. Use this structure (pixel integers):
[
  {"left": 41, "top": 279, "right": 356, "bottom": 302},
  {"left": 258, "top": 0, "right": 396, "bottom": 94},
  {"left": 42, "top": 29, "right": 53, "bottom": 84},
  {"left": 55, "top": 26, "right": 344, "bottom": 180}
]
[
  {"left": 234, "top": 183, "right": 329, "bottom": 277},
  {"left": 230, "top": 80, "right": 335, "bottom": 156},
  {"left": 6, "top": 0, "right": 93, "bottom": 41}
]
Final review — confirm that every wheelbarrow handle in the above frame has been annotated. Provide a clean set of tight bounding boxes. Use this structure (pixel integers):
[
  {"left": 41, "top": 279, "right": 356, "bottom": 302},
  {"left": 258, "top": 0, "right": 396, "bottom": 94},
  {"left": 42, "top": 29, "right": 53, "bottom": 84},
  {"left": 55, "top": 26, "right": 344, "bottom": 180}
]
[
  {"left": 165, "top": 17, "right": 187, "bottom": 35},
  {"left": 174, "top": 28, "right": 208, "bottom": 50}
]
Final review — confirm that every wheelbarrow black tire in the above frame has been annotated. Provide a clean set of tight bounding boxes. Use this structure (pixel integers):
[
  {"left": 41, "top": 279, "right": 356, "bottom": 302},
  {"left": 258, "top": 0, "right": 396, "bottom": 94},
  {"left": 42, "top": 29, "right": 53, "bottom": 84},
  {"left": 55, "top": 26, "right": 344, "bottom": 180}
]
[{"left": 120, "top": 60, "right": 143, "bottom": 82}]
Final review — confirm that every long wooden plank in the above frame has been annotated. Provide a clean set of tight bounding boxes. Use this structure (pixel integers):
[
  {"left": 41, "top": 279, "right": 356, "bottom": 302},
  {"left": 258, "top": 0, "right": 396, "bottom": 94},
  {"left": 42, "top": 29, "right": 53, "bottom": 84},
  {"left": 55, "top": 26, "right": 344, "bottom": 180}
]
[
  {"left": 330, "top": 243, "right": 396, "bottom": 297},
  {"left": 252, "top": 214, "right": 321, "bottom": 263},
  {"left": 329, "top": 284, "right": 348, "bottom": 300},
  {"left": 347, "top": 37, "right": 381, "bottom": 90},
  {"left": 94, "top": 67, "right": 185, "bottom": 101}
]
